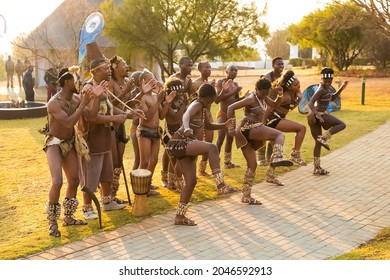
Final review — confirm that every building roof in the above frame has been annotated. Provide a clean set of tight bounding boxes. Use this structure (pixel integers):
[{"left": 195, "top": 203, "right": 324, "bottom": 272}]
[{"left": 24, "top": 0, "right": 120, "bottom": 50}]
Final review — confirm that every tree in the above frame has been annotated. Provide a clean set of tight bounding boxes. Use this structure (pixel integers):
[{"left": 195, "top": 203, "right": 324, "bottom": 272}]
[
  {"left": 288, "top": 2, "right": 367, "bottom": 71},
  {"left": 264, "top": 30, "right": 290, "bottom": 59},
  {"left": 101, "top": 0, "right": 269, "bottom": 79},
  {"left": 350, "top": 0, "right": 390, "bottom": 37},
  {"left": 220, "top": 46, "right": 261, "bottom": 62},
  {"left": 12, "top": 0, "right": 97, "bottom": 69},
  {"left": 362, "top": 29, "right": 390, "bottom": 69}
]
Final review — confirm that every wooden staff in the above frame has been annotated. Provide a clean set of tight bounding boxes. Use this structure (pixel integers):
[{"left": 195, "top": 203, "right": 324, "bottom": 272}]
[{"left": 105, "top": 89, "right": 147, "bottom": 120}]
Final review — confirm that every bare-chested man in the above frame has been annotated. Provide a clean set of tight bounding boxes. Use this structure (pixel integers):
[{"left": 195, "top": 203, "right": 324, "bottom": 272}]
[
  {"left": 79, "top": 57, "right": 145, "bottom": 219},
  {"left": 170, "top": 56, "right": 196, "bottom": 102},
  {"left": 43, "top": 67, "right": 93, "bottom": 237},
  {"left": 137, "top": 69, "right": 172, "bottom": 195},
  {"left": 108, "top": 55, "right": 136, "bottom": 204},
  {"left": 191, "top": 61, "right": 215, "bottom": 177},
  {"left": 215, "top": 64, "right": 242, "bottom": 169}
]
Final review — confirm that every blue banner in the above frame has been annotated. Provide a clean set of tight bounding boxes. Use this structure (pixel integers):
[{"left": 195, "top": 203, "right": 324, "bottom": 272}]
[{"left": 78, "top": 12, "right": 104, "bottom": 64}]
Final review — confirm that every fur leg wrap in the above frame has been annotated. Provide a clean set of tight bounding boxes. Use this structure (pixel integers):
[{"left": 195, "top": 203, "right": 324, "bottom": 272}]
[
  {"left": 212, "top": 169, "right": 224, "bottom": 186},
  {"left": 313, "top": 157, "right": 329, "bottom": 175},
  {"left": 272, "top": 144, "right": 283, "bottom": 159},
  {"left": 198, "top": 160, "right": 207, "bottom": 173},
  {"left": 82, "top": 204, "right": 94, "bottom": 212},
  {"left": 161, "top": 170, "right": 168, "bottom": 182},
  {"left": 111, "top": 168, "right": 122, "bottom": 197},
  {"left": 323, "top": 130, "right": 332, "bottom": 140},
  {"left": 314, "top": 157, "right": 321, "bottom": 168},
  {"left": 224, "top": 152, "right": 231, "bottom": 165},
  {"left": 168, "top": 172, "right": 178, "bottom": 190},
  {"left": 242, "top": 168, "right": 255, "bottom": 197},
  {"left": 290, "top": 149, "right": 307, "bottom": 166},
  {"left": 46, "top": 202, "right": 61, "bottom": 222},
  {"left": 101, "top": 195, "right": 112, "bottom": 205},
  {"left": 62, "top": 197, "right": 78, "bottom": 218},
  {"left": 265, "top": 166, "right": 275, "bottom": 179},
  {"left": 176, "top": 202, "right": 189, "bottom": 216},
  {"left": 177, "top": 176, "right": 185, "bottom": 192}
]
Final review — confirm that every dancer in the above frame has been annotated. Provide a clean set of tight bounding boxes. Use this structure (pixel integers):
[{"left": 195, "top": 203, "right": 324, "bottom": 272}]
[
  {"left": 170, "top": 56, "right": 196, "bottom": 101},
  {"left": 264, "top": 70, "right": 307, "bottom": 166},
  {"left": 128, "top": 71, "right": 143, "bottom": 170},
  {"left": 160, "top": 77, "right": 187, "bottom": 191},
  {"left": 227, "top": 78, "right": 293, "bottom": 204},
  {"left": 137, "top": 69, "right": 171, "bottom": 194},
  {"left": 108, "top": 55, "right": 134, "bottom": 204},
  {"left": 215, "top": 64, "right": 242, "bottom": 169},
  {"left": 191, "top": 61, "right": 215, "bottom": 177},
  {"left": 166, "top": 83, "right": 237, "bottom": 225},
  {"left": 78, "top": 52, "right": 145, "bottom": 220},
  {"left": 308, "top": 67, "right": 348, "bottom": 175},
  {"left": 43, "top": 67, "right": 93, "bottom": 237},
  {"left": 257, "top": 57, "right": 285, "bottom": 166}
]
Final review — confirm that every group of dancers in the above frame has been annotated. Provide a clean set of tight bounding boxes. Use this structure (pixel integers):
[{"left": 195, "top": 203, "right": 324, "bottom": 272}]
[{"left": 42, "top": 42, "right": 349, "bottom": 236}]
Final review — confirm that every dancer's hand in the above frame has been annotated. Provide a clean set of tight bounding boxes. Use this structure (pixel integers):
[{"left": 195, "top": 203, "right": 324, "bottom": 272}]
[
  {"left": 165, "top": 90, "right": 177, "bottom": 104},
  {"left": 222, "top": 79, "right": 233, "bottom": 92},
  {"left": 341, "top": 80, "right": 349, "bottom": 90},
  {"left": 79, "top": 88, "right": 94, "bottom": 108},
  {"left": 226, "top": 118, "right": 236, "bottom": 136},
  {"left": 315, "top": 113, "right": 324, "bottom": 123},
  {"left": 183, "top": 128, "right": 193, "bottom": 138},
  {"left": 128, "top": 108, "right": 146, "bottom": 120},
  {"left": 92, "top": 80, "right": 108, "bottom": 96}
]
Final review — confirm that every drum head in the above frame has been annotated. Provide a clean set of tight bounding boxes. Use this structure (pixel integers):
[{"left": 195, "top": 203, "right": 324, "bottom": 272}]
[
  {"left": 298, "top": 84, "right": 340, "bottom": 114},
  {"left": 130, "top": 169, "right": 152, "bottom": 177}
]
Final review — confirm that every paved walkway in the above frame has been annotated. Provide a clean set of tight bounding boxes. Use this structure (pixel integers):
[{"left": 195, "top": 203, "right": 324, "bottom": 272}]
[{"left": 27, "top": 120, "right": 390, "bottom": 260}]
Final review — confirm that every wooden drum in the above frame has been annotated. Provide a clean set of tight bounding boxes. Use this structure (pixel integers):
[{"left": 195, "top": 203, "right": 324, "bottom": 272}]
[{"left": 130, "top": 169, "right": 152, "bottom": 216}]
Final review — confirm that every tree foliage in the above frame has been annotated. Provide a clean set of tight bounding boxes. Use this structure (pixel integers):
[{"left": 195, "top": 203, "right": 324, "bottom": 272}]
[
  {"left": 101, "top": 0, "right": 269, "bottom": 78},
  {"left": 362, "top": 29, "right": 390, "bottom": 69},
  {"left": 264, "top": 29, "right": 290, "bottom": 60},
  {"left": 350, "top": 0, "right": 390, "bottom": 38},
  {"left": 220, "top": 46, "right": 261, "bottom": 62},
  {"left": 288, "top": 2, "right": 367, "bottom": 71}
]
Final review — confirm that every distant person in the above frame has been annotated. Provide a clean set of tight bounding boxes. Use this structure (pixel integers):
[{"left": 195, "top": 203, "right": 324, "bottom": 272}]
[
  {"left": 24, "top": 57, "right": 31, "bottom": 71},
  {"left": 44, "top": 67, "right": 59, "bottom": 102},
  {"left": 15, "top": 59, "right": 24, "bottom": 87},
  {"left": 308, "top": 67, "right": 348, "bottom": 175},
  {"left": 23, "top": 66, "right": 35, "bottom": 101},
  {"left": 5, "top": 55, "right": 15, "bottom": 88},
  {"left": 257, "top": 56, "right": 285, "bottom": 166}
]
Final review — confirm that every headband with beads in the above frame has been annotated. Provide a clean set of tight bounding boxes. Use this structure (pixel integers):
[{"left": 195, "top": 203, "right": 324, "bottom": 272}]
[
  {"left": 286, "top": 75, "right": 297, "bottom": 87},
  {"left": 169, "top": 84, "right": 184, "bottom": 92},
  {"left": 321, "top": 73, "right": 334, "bottom": 79}
]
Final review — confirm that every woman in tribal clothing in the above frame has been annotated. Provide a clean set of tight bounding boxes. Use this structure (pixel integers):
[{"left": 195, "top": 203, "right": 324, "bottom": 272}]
[
  {"left": 264, "top": 70, "right": 307, "bottom": 167},
  {"left": 166, "top": 83, "right": 237, "bottom": 226},
  {"left": 308, "top": 67, "right": 348, "bottom": 175},
  {"left": 227, "top": 78, "right": 293, "bottom": 205}
]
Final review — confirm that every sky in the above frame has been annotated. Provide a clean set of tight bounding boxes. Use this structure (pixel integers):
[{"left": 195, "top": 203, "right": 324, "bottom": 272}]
[{"left": 0, "top": 0, "right": 332, "bottom": 57}]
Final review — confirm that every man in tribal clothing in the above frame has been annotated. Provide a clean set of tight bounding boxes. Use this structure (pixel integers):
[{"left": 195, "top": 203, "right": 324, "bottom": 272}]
[{"left": 43, "top": 67, "right": 94, "bottom": 237}]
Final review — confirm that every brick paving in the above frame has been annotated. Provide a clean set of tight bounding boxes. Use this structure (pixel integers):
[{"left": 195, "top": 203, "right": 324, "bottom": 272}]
[{"left": 26, "top": 120, "right": 390, "bottom": 260}]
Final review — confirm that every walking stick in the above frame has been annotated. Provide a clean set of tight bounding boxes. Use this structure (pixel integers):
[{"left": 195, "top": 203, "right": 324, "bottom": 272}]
[
  {"left": 114, "top": 128, "right": 132, "bottom": 206},
  {"left": 121, "top": 162, "right": 132, "bottom": 206},
  {"left": 81, "top": 186, "right": 102, "bottom": 229}
]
